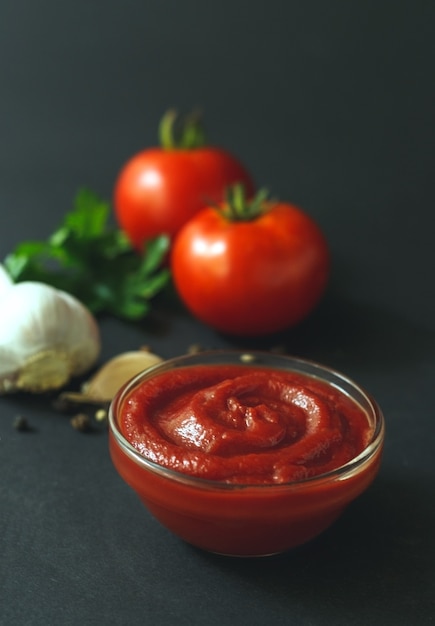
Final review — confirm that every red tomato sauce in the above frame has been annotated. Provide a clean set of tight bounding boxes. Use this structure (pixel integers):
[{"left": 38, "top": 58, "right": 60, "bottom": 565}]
[{"left": 119, "top": 365, "right": 372, "bottom": 485}]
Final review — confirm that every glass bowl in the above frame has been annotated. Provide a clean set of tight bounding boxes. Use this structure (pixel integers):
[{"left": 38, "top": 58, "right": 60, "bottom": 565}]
[{"left": 108, "top": 351, "right": 385, "bottom": 557}]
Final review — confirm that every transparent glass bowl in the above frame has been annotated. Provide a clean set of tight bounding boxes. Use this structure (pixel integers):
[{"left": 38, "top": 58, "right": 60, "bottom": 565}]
[{"left": 108, "top": 351, "right": 385, "bottom": 557}]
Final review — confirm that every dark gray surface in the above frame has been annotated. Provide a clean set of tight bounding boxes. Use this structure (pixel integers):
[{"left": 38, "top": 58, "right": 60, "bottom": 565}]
[{"left": 1, "top": 1, "right": 434, "bottom": 625}]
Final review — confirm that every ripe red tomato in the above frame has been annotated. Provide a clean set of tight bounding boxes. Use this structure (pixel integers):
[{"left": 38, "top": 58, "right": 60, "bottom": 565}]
[
  {"left": 113, "top": 111, "right": 254, "bottom": 250},
  {"left": 171, "top": 190, "right": 330, "bottom": 336}
]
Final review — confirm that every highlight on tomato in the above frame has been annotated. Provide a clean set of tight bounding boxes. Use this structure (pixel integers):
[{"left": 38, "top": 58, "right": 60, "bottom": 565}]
[
  {"left": 170, "top": 185, "right": 330, "bottom": 336},
  {"left": 113, "top": 110, "right": 255, "bottom": 250}
]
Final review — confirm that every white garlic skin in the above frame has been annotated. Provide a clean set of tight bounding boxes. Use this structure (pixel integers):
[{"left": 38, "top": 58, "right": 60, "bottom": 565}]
[{"left": 0, "top": 280, "right": 101, "bottom": 393}]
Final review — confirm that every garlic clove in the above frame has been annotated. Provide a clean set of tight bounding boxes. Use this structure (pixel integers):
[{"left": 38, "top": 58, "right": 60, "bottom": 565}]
[
  {"left": 81, "top": 350, "right": 163, "bottom": 402},
  {"left": 0, "top": 281, "right": 101, "bottom": 394},
  {"left": 58, "top": 350, "right": 163, "bottom": 405}
]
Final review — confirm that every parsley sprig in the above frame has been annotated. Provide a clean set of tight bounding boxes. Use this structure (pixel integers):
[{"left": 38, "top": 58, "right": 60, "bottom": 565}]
[{"left": 3, "top": 189, "right": 171, "bottom": 320}]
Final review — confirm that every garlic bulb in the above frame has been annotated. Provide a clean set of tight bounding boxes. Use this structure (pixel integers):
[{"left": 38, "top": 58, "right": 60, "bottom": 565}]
[{"left": 0, "top": 267, "right": 101, "bottom": 393}]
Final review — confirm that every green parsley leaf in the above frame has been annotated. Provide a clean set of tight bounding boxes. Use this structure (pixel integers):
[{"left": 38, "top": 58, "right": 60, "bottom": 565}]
[{"left": 3, "top": 189, "right": 171, "bottom": 320}]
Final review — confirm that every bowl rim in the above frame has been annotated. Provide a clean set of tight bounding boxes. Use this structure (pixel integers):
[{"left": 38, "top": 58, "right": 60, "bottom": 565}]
[{"left": 108, "top": 350, "right": 385, "bottom": 491}]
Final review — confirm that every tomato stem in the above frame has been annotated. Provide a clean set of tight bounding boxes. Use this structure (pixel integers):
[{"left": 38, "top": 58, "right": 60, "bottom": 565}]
[
  {"left": 221, "top": 184, "right": 269, "bottom": 222},
  {"left": 159, "top": 109, "right": 206, "bottom": 150}
]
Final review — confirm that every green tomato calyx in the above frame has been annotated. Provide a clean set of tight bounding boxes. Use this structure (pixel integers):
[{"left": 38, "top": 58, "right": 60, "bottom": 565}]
[
  {"left": 221, "top": 184, "right": 270, "bottom": 222},
  {"left": 159, "top": 109, "right": 206, "bottom": 150}
]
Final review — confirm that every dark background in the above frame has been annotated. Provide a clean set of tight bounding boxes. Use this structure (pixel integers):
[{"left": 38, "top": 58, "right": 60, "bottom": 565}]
[{"left": 1, "top": 1, "right": 434, "bottom": 625}]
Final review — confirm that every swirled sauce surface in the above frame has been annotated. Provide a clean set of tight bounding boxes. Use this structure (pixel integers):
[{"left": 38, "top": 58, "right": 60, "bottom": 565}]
[{"left": 120, "top": 365, "right": 372, "bottom": 484}]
